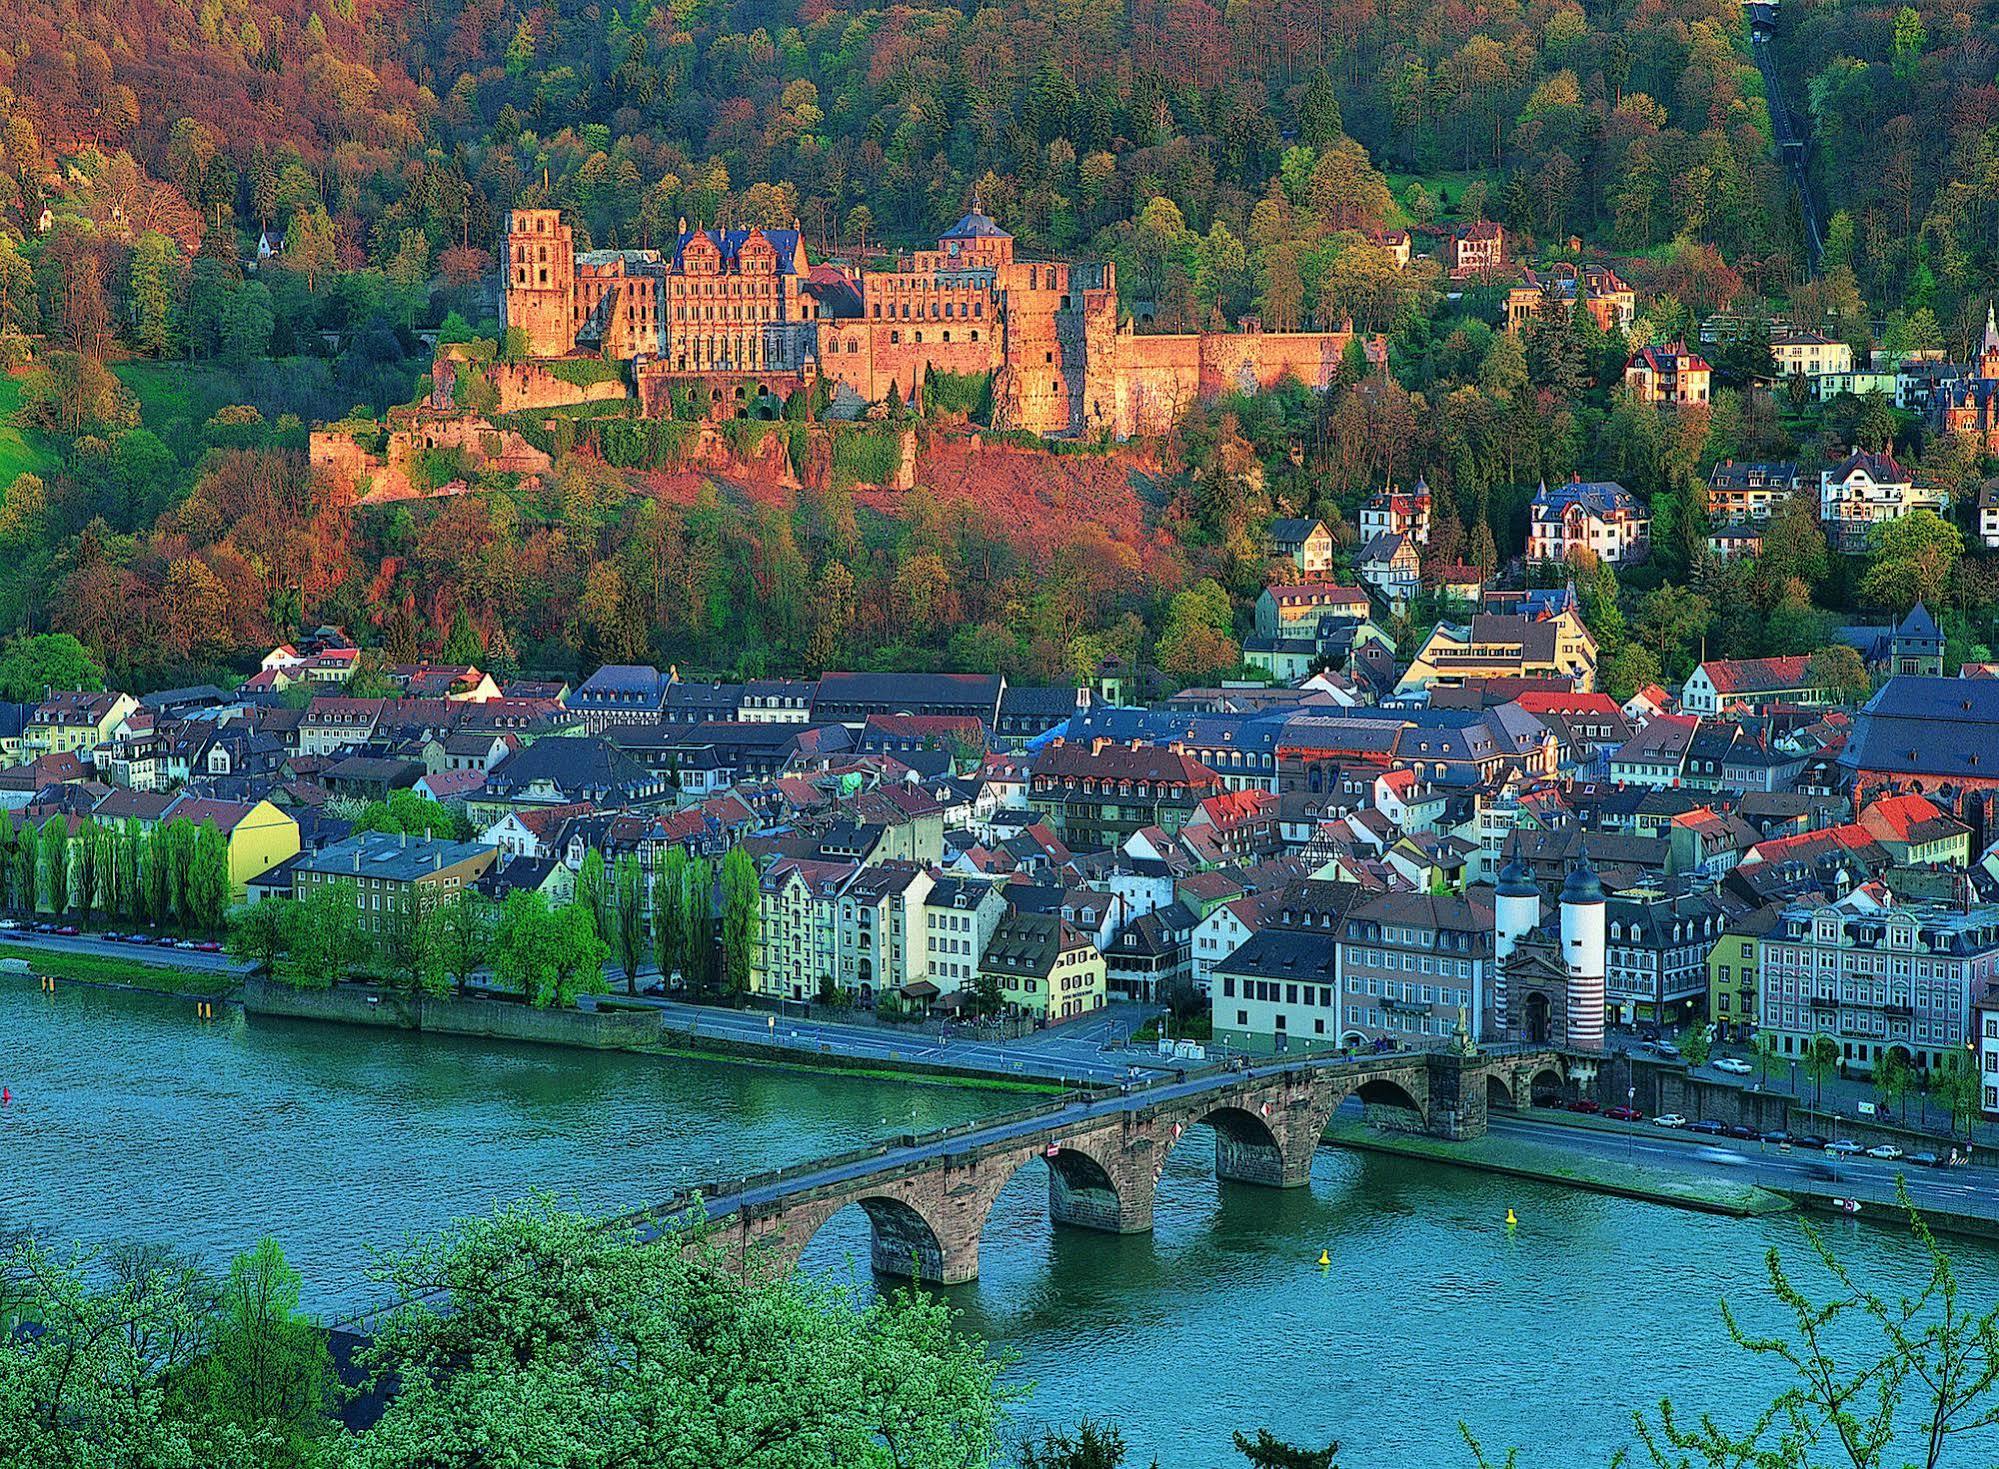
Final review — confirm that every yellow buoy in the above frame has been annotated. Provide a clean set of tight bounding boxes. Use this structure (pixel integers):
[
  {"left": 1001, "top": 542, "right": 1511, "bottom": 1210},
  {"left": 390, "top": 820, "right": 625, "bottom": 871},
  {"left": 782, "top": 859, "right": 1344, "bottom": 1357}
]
[
  {"left": 1505, "top": 1208, "right": 1518, "bottom": 1228},
  {"left": 1317, "top": 1249, "right": 1330, "bottom": 1267}
]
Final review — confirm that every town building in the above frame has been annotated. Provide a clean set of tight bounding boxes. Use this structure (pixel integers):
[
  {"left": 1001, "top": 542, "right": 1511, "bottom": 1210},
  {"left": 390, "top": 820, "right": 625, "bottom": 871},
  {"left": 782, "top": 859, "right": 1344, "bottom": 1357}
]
[
  {"left": 1358, "top": 483, "right": 1431, "bottom": 544},
  {"left": 1818, "top": 450, "right": 1947, "bottom": 553},
  {"left": 1335, "top": 891, "right": 1495, "bottom": 1048},
  {"left": 1771, "top": 330, "right": 1853, "bottom": 381},
  {"left": 1679, "top": 656, "right": 1838, "bottom": 717},
  {"left": 978, "top": 912, "right": 1107, "bottom": 1021},
  {"left": 1528, "top": 479, "right": 1651, "bottom": 565},
  {"left": 1491, "top": 857, "right": 1607, "bottom": 1050},
  {"left": 1448, "top": 221, "right": 1507, "bottom": 280},
  {"left": 1707, "top": 461, "right": 1800, "bottom": 524},
  {"left": 1623, "top": 343, "right": 1711, "bottom": 406},
  {"left": 23, "top": 691, "right": 140, "bottom": 760},
  {"left": 1708, "top": 904, "right": 1784, "bottom": 1042},
  {"left": 921, "top": 876, "right": 1009, "bottom": 998},
  {"left": 1396, "top": 611, "right": 1599, "bottom": 696},
  {"left": 289, "top": 833, "right": 497, "bottom": 930},
  {"left": 1504, "top": 262, "right": 1636, "bottom": 334},
  {"left": 1757, "top": 895, "right": 1999, "bottom": 1075},
  {"left": 1027, "top": 738, "right": 1224, "bottom": 851},
  {"left": 1267, "top": 518, "right": 1335, "bottom": 577},
  {"left": 1254, "top": 584, "right": 1372, "bottom": 640},
  {"left": 1604, "top": 891, "right": 1726, "bottom": 1028}
]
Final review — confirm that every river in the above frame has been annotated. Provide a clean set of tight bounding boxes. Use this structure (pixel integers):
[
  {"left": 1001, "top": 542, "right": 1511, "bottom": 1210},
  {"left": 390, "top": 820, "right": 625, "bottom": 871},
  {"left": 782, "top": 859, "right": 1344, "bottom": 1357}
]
[{"left": 6, "top": 984, "right": 1997, "bottom": 1468}]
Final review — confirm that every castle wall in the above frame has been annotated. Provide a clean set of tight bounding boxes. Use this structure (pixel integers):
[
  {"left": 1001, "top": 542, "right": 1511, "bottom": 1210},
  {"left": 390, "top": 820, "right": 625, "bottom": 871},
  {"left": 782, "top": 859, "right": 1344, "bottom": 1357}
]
[{"left": 488, "top": 362, "right": 630, "bottom": 415}]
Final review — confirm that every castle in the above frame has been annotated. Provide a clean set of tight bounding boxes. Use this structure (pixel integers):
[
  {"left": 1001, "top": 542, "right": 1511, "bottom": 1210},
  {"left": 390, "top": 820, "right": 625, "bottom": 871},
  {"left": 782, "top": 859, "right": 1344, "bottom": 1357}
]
[{"left": 502, "top": 206, "right": 1373, "bottom": 439}]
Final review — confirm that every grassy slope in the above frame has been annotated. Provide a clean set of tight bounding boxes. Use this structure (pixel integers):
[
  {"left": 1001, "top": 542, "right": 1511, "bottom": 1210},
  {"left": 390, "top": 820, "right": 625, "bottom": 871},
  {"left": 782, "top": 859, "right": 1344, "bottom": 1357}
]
[
  {"left": 0, "top": 375, "right": 52, "bottom": 486},
  {"left": 113, "top": 361, "right": 249, "bottom": 435},
  {"left": 4, "top": 947, "right": 241, "bottom": 996}
]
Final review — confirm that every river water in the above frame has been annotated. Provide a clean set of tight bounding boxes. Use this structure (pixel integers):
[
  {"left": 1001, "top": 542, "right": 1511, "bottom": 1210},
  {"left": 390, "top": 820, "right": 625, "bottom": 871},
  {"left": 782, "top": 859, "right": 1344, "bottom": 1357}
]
[{"left": 6, "top": 984, "right": 1998, "bottom": 1468}]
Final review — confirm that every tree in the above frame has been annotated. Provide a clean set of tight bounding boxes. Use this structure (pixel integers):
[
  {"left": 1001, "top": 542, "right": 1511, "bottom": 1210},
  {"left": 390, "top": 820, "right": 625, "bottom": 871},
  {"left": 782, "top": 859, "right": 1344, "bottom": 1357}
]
[
  {"left": 1806, "top": 645, "right": 1869, "bottom": 703},
  {"left": 490, "top": 891, "right": 609, "bottom": 1008},
  {"left": 1874, "top": 1045, "right": 1914, "bottom": 1125},
  {"left": 1021, "top": 1420, "right": 1135, "bottom": 1468},
  {"left": 351, "top": 1196, "right": 1008, "bottom": 1467},
  {"left": 1931, "top": 1050, "right": 1982, "bottom": 1145},
  {"left": 1633, "top": 1203, "right": 1999, "bottom": 1469},
  {"left": 127, "top": 231, "right": 179, "bottom": 358},
  {"left": 612, "top": 852, "right": 648, "bottom": 995},
  {"left": 491, "top": 889, "right": 557, "bottom": 1002},
  {"left": 417, "top": 891, "right": 493, "bottom": 998},
  {"left": 1233, "top": 1429, "right": 1340, "bottom": 1468},
  {"left": 1860, "top": 510, "right": 1962, "bottom": 613},
  {"left": 282, "top": 880, "right": 363, "bottom": 987},
  {"left": 375, "top": 891, "right": 429, "bottom": 995},
  {"left": 181, "top": 1238, "right": 333, "bottom": 1457},
  {"left": 1753, "top": 1031, "right": 1780, "bottom": 1089},
  {"left": 1803, "top": 1033, "right": 1841, "bottom": 1110},
  {"left": 188, "top": 821, "right": 230, "bottom": 932},
  {"left": 653, "top": 845, "right": 689, "bottom": 989},
  {"left": 227, "top": 900, "right": 289, "bottom": 973},
  {"left": 1679, "top": 1025, "right": 1712, "bottom": 1073},
  {"left": 577, "top": 846, "right": 610, "bottom": 942},
  {"left": 0, "top": 632, "right": 104, "bottom": 701},
  {"left": 39, "top": 817, "right": 68, "bottom": 917},
  {"left": 718, "top": 845, "right": 759, "bottom": 997}
]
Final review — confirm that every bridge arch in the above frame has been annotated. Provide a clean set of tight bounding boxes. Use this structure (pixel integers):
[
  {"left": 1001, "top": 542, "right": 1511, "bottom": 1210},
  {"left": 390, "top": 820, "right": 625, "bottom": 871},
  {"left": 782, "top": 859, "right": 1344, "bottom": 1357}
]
[
  {"left": 796, "top": 1193, "right": 955, "bottom": 1284},
  {"left": 1527, "top": 1065, "right": 1566, "bottom": 1102},
  {"left": 1486, "top": 1072, "right": 1520, "bottom": 1111},
  {"left": 983, "top": 1136, "right": 1151, "bottom": 1238}
]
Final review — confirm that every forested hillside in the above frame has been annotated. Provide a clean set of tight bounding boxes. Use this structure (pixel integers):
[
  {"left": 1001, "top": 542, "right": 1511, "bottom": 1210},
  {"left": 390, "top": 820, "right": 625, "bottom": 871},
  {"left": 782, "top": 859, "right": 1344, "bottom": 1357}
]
[{"left": 3, "top": 0, "right": 1799, "bottom": 321}]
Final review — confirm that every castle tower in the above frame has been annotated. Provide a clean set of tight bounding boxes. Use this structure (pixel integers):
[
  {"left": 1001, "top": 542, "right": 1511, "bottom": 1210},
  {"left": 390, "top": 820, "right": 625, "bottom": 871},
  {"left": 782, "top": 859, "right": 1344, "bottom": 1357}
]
[
  {"left": 1493, "top": 858, "right": 1541, "bottom": 1032},
  {"left": 503, "top": 208, "right": 577, "bottom": 358},
  {"left": 1559, "top": 854, "right": 1607, "bottom": 1052},
  {"left": 1980, "top": 302, "right": 1999, "bottom": 382}
]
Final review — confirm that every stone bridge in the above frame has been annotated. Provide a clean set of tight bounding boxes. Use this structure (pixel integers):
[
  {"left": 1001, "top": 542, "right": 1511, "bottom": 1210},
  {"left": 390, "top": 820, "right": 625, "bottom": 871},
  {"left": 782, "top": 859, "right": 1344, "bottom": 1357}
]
[{"left": 662, "top": 1046, "right": 1568, "bottom": 1285}]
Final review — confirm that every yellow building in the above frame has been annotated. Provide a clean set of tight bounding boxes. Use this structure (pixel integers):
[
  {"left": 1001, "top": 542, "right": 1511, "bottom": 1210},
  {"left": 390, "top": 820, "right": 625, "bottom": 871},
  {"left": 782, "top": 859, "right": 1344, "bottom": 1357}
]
[
  {"left": 23, "top": 690, "right": 140, "bottom": 759},
  {"left": 979, "top": 912, "right": 1107, "bottom": 1022},
  {"left": 168, "top": 796, "right": 302, "bottom": 898},
  {"left": 1395, "top": 609, "right": 1599, "bottom": 696},
  {"left": 1707, "top": 905, "right": 1782, "bottom": 1043}
]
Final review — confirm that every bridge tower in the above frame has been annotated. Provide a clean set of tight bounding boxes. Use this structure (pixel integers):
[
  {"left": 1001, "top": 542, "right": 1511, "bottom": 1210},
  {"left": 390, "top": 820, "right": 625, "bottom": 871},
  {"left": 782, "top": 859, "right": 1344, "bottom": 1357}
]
[
  {"left": 1493, "top": 858, "right": 1541, "bottom": 1032},
  {"left": 1560, "top": 854, "right": 1607, "bottom": 1051}
]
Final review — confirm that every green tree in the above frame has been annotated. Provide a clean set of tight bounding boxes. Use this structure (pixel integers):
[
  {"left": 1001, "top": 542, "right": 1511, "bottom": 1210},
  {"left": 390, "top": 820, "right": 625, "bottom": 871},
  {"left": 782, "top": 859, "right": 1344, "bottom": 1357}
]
[
  {"left": 718, "top": 845, "right": 759, "bottom": 997},
  {"left": 375, "top": 891, "right": 429, "bottom": 995},
  {"left": 1753, "top": 1031, "right": 1780, "bottom": 1089},
  {"left": 1632, "top": 1204, "right": 1999, "bottom": 1469},
  {"left": 1860, "top": 510, "right": 1962, "bottom": 613},
  {"left": 577, "top": 846, "right": 610, "bottom": 942},
  {"left": 350, "top": 1196, "right": 1009, "bottom": 1467},
  {"left": 1874, "top": 1045, "right": 1914, "bottom": 1125},
  {"left": 127, "top": 231, "right": 179, "bottom": 358},
  {"left": 416, "top": 891, "right": 492, "bottom": 999},
  {"left": 282, "top": 880, "right": 362, "bottom": 987},
  {"left": 653, "top": 845, "right": 689, "bottom": 988},
  {"left": 1679, "top": 1025, "right": 1712, "bottom": 1072},
  {"left": 183, "top": 1238, "right": 333, "bottom": 1457},
  {"left": 188, "top": 821, "right": 230, "bottom": 932},
  {"left": 228, "top": 900, "right": 289, "bottom": 973},
  {"left": 1805, "top": 645, "right": 1869, "bottom": 703},
  {"left": 0, "top": 632, "right": 104, "bottom": 701},
  {"left": 1233, "top": 1429, "right": 1341, "bottom": 1468},
  {"left": 1931, "top": 1050, "right": 1982, "bottom": 1145},
  {"left": 1803, "top": 1033, "right": 1841, "bottom": 1110},
  {"left": 1021, "top": 1420, "right": 1135, "bottom": 1469},
  {"left": 612, "top": 852, "right": 648, "bottom": 995},
  {"left": 39, "top": 817, "right": 68, "bottom": 917}
]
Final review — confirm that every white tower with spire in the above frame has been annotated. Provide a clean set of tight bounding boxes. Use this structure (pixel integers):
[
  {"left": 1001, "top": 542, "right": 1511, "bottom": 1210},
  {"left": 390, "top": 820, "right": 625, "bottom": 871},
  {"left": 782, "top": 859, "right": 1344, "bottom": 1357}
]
[
  {"left": 1559, "top": 853, "right": 1607, "bottom": 1052},
  {"left": 1493, "top": 858, "right": 1541, "bottom": 1033}
]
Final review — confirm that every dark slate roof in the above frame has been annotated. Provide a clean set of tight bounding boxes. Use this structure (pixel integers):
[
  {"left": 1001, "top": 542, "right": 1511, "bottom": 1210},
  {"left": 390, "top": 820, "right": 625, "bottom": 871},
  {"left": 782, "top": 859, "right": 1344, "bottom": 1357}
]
[
  {"left": 1897, "top": 601, "right": 1942, "bottom": 645},
  {"left": 486, "top": 737, "right": 658, "bottom": 796},
  {"left": 670, "top": 227, "right": 804, "bottom": 273},
  {"left": 1839, "top": 676, "right": 1999, "bottom": 780},
  {"left": 941, "top": 209, "right": 1010, "bottom": 240},
  {"left": 1212, "top": 928, "right": 1339, "bottom": 982}
]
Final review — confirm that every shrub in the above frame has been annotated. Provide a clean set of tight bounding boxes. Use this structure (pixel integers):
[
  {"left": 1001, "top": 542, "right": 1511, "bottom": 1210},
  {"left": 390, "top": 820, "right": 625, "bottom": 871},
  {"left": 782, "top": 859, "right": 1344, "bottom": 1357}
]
[{"left": 830, "top": 425, "right": 903, "bottom": 486}]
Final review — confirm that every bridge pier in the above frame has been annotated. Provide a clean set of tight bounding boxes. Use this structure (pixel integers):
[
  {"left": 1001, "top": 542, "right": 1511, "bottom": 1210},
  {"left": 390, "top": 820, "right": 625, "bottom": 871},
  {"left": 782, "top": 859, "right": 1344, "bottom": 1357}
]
[{"left": 1046, "top": 1147, "right": 1154, "bottom": 1233}]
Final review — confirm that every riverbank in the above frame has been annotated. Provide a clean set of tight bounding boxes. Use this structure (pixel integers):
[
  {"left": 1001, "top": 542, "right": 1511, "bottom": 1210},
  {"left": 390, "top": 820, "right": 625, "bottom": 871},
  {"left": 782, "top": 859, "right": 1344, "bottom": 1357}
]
[
  {"left": 1320, "top": 1118, "right": 1795, "bottom": 1218},
  {"left": 1, "top": 951, "right": 243, "bottom": 998}
]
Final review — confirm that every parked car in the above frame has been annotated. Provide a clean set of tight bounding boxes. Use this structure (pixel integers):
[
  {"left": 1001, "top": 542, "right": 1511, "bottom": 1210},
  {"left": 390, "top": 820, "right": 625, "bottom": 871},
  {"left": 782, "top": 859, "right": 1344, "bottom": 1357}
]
[
  {"left": 1687, "top": 1120, "right": 1726, "bottom": 1136},
  {"left": 1533, "top": 1094, "right": 1564, "bottom": 1109},
  {"left": 55, "top": 925, "right": 79, "bottom": 937},
  {"left": 151, "top": 935, "right": 178, "bottom": 947},
  {"left": 1908, "top": 1152, "right": 1942, "bottom": 1168},
  {"left": 1652, "top": 1114, "right": 1688, "bottom": 1129},
  {"left": 174, "top": 939, "right": 198, "bottom": 950},
  {"left": 1649, "top": 1041, "right": 1682, "bottom": 1060},
  {"left": 1865, "top": 1144, "right": 1903, "bottom": 1161},
  {"left": 1762, "top": 1131, "right": 1792, "bottom": 1147},
  {"left": 1725, "top": 1124, "right": 1758, "bottom": 1140},
  {"left": 194, "top": 940, "right": 222, "bottom": 953},
  {"left": 1605, "top": 1105, "right": 1643, "bottom": 1122},
  {"left": 1712, "top": 1058, "right": 1753, "bottom": 1075},
  {"left": 0, "top": 919, "right": 18, "bottom": 931},
  {"left": 1565, "top": 1098, "right": 1602, "bottom": 1114},
  {"left": 31, "top": 922, "right": 55, "bottom": 934},
  {"left": 1825, "top": 1139, "right": 1863, "bottom": 1157}
]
